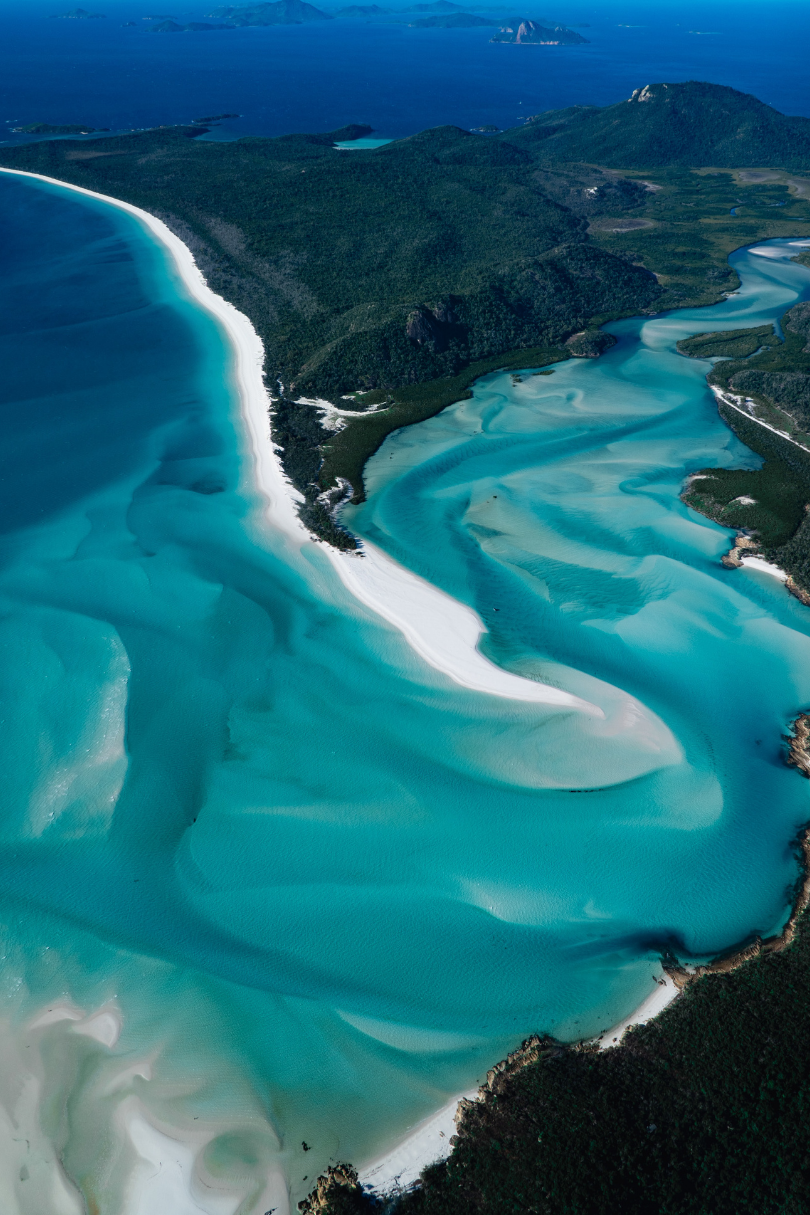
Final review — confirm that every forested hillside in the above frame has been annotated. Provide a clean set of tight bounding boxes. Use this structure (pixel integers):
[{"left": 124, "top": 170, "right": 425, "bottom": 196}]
[{"left": 1, "top": 81, "right": 807, "bottom": 541}]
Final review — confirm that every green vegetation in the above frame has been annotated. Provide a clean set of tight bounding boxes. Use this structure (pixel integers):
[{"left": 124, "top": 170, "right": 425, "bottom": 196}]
[
  {"left": 679, "top": 313, "right": 810, "bottom": 587},
  {"left": 1, "top": 80, "right": 807, "bottom": 544},
  {"left": 676, "top": 324, "right": 777, "bottom": 359},
  {"left": 683, "top": 456, "right": 809, "bottom": 549},
  {"left": 303, "top": 876, "right": 810, "bottom": 1215},
  {"left": 12, "top": 122, "right": 101, "bottom": 134},
  {"left": 321, "top": 346, "right": 567, "bottom": 500},
  {"left": 510, "top": 81, "right": 810, "bottom": 169}
]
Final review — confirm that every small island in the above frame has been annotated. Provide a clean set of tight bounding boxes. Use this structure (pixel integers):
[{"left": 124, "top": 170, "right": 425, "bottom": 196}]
[
  {"left": 205, "top": 0, "right": 333, "bottom": 24},
  {"left": 409, "top": 13, "right": 497, "bottom": 27},
  {"left": 490, "top": 19, "right": 588, "bottom": 45},
  {"left": 676, "top": 323, "right": 777, "bottom": 359},
  {"left": 50, "top": 7, "right": 105, "bottom": 16},
  {"left": 12, "top": 121, "right": 104, "bottom": 134}
]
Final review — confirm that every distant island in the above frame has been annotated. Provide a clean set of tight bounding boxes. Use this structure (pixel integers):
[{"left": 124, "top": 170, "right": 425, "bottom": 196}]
[
  {"left": 3, "top": 81, "right": 807, "bottom": 554},
  {"left": 192, "top": 113, "right": 241, "bottom": 124},
  {"left": 205, "top": 0, "right": 333, "bottom": 23},
  {"left": 11, "top": 121, "right": 106, "bottom": 134},
  {"left": 490, "top": 19, "right": 587, "bottom": 43},
  {"left": 410, "top": 12, "right": 496, "bottom": 26},
  {"left": 50, "top": 7, "right": 105, "bottom": 16},
  {"left": 151, "top": 19, "right": 236, "bottom": 31}
]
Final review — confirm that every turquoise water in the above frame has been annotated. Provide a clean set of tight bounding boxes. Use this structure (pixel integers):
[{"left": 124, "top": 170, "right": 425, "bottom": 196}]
[{"left": 1, "top": 170, "right": 810, "bottom": 1211}]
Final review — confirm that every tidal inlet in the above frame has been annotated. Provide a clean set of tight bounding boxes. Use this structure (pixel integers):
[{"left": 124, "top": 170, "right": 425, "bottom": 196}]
[{"left": 1, "top": 165, "right": 810, "bottom": 1212}]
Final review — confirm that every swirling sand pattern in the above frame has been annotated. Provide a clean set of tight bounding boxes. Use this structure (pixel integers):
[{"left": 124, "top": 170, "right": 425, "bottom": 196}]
[{"left": 0, "top": 170, "right": 808, "bottom": 1212}]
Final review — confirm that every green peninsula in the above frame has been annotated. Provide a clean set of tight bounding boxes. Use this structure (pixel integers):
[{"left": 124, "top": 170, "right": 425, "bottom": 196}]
[{"left": 1, "top": 80, "right": 807, "bottom": 553}]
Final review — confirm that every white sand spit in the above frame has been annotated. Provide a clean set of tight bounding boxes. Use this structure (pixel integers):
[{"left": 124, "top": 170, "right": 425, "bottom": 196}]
[
  {"left": 326, "top": 541, "right": 603, "bottom": 712},
  {"left": 0, "top": 167, "right": 592, "bottom": 710}
]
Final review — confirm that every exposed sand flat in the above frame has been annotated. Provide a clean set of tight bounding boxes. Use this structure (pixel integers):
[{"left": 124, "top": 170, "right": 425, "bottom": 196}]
[{"left": 325, "top": 540, "right": 604, "bottom": 712}]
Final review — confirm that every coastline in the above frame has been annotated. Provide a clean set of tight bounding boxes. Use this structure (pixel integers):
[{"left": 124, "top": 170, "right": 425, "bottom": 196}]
[
  {"left": 324, "top": 542, "right": 602, "bottom": 713},
  {"left": 356, "top": 968, "right": 683, "bottom": 1197},
  {"left": 0, "top": 168, "right": 600, "bottom": 716},
  {"left": 0, "top": 167, "right": 310, "bottom": 552},
  {"left": 359, "top": 1088, "right": 480, "bottom": 1197}
]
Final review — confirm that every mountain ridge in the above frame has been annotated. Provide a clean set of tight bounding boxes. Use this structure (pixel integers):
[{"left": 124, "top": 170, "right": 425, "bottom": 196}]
[{"left": 503, "top": 80, "right": 810, "bottom": 168}]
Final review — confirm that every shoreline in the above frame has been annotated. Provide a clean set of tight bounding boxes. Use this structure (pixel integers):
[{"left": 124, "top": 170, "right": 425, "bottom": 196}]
[
  {"left": 0, "top": 167, "right": 310, "bottom": 552},
  {"left": 0, "top": 168, "right": 599, "bottom": 715},
  {"left": 2, "top": 166, "right": 687, "bottom": 1201},
  {"left": 357, "top": 966, "right": 683, "bottom": 1197},
  {"left": 324, "top": 542, "right": 602, "bottom": 713},
  {"left": 362, "top": 820, "right": 810, "bottom": 1199}
]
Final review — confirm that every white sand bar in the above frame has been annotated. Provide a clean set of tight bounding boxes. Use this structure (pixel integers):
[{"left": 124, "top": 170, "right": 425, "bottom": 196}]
[
  {"left": 0, "top": 168, "right": 600, "bottom": 713},
  {"left": 326, "top": 542, "right": 603, "bottom": 713}
]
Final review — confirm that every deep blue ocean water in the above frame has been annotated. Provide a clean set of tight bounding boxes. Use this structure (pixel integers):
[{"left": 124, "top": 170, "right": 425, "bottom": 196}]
[
  {"left": 1, "top": 166, "right": 810, "bottom": 1209},
  {"left": 0, "top": 0, "right": 808, "bottom": 143}
]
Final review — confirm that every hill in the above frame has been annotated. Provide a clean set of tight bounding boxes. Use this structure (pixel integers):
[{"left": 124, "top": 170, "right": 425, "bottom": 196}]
[
  {"left": 410, "top": 12, "right": 496, "bottom": 26},
  {"left": 506, "top": 81, "right": 810, "bottom": 168},
  {"left": 490, "top": 19, "right": 587, "bottom": 44},
  {"left": 206, "top": 0, "right": 332, "bottom": 24}
]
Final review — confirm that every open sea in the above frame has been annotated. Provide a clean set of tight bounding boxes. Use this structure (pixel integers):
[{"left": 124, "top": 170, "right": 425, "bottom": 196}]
[
  {"left": 1, "top": 1, "right": 810, "bottom": 1210},
  {"left": 0, "top": 0, "right": 809, "bottom": 142}
]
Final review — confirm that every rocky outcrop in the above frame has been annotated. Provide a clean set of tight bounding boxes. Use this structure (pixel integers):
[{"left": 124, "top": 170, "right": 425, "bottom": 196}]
[
  {"left": 491, "top": 19, "right": 587, "bottom": 44},
  {"left": 721, "top": 532, "right": 760, "bottom": 568},
  {"left": 787, "top": 575, "right": 810, "bottom": 606},
  {"left": 406, "top": 299, "right": 464, "bottom": 353},
  {"left": 564, "top": 329, "right": 616, "bottom": 358},
  {"left": 786, "top": 713, "right": 810, "bottom": 778},
  {"left": 664, "top": 822, "right": 810, "bottom": 990},
  {"left": 298, "top": 1164, "right": 367, "bottom": 1215}
]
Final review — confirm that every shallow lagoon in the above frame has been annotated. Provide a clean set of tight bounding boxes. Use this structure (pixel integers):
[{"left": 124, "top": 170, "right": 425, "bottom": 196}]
[{"left": 1, "top": 170, "right": 810, "bottom": 1211}]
